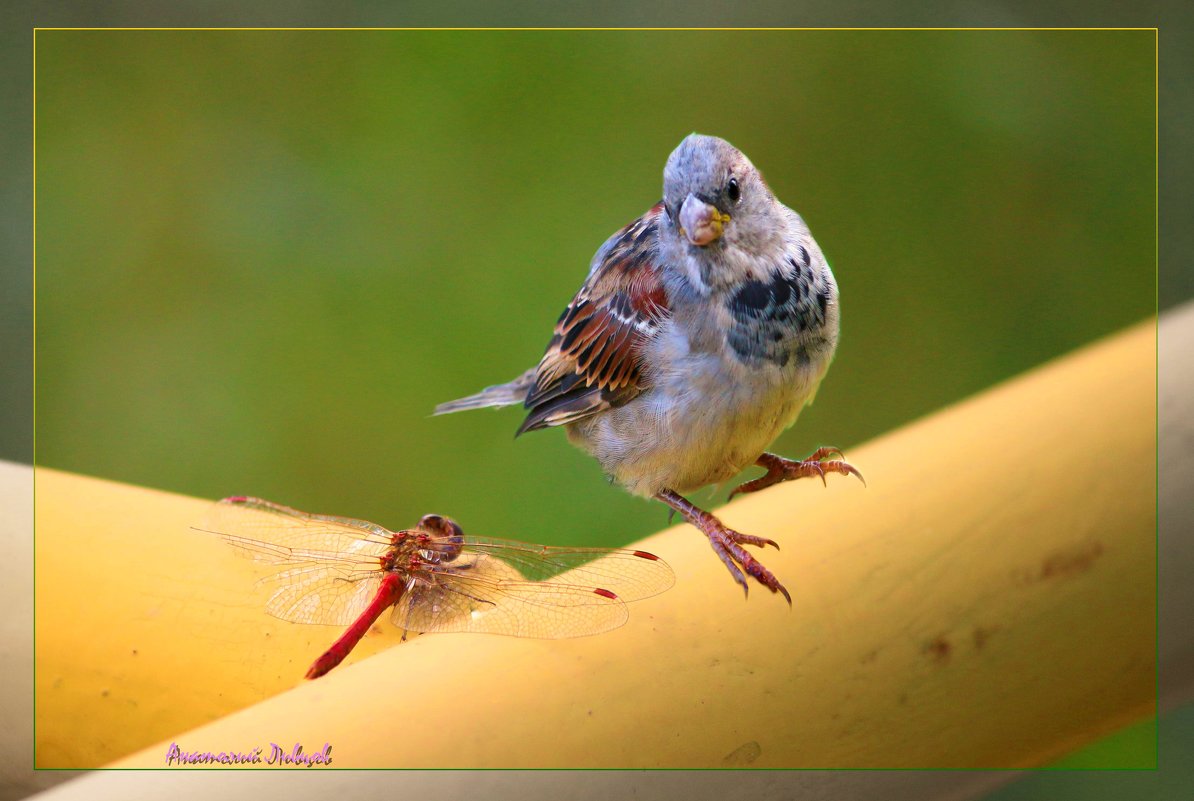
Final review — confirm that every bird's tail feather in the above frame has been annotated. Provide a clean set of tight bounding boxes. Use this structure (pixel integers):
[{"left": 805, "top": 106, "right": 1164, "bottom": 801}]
[{"left": 433, "top": 367, "right": 537, "bottom": 415}]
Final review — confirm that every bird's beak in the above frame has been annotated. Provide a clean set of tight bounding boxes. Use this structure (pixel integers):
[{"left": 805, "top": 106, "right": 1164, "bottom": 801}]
[{"left": 678, "top": 193, "right": 730, "bottom": 247}]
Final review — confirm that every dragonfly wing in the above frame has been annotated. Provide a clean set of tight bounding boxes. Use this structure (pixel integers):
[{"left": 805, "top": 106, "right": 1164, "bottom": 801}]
[
  {"left": 390, "top": 554, "right": 630, "bottom": 639},
  {"left": 198, "top": 497, "right": 390, "bottom": 627},
  {"left": 256, "top": 567, "right": 384, "bottom": 627},
  {"left": 459, "top": 536, "right": 674, "bottom": 602},
  {"left": 197, "top": 496, "right": 394, "bottom": 562}
]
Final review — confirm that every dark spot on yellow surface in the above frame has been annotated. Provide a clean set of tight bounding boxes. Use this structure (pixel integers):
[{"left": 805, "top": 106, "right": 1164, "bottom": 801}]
[
  {"left": 924, "top": 635, "right": 952, "bottom": 665},
  {"left": 859, "top": 648, "right": 879, "bottom": 665},
  {"left": 722, "top": 741, "right": 762, "bottom": 766},
  {"left": 1040, "top": 541, "right": 1104, "bottom": 580},
  {"left": 973, "top": 625, "right": 1002, "bottom": 651}
]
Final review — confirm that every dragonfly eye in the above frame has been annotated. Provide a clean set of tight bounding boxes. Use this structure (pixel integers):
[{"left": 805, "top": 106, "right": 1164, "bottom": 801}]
[{"left": 418, "top": 513, "right": 447, "bottom": 530}]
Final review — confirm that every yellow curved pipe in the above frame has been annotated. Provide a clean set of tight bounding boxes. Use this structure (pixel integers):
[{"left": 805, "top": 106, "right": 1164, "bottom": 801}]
[{"left": 35, "top": 319, "right": 1155, "bottom": 768}]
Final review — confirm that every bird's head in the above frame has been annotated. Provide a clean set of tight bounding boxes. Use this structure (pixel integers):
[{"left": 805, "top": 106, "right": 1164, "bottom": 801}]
[{"left": 660, "top": 134, "right": 788, "bottom": 291}]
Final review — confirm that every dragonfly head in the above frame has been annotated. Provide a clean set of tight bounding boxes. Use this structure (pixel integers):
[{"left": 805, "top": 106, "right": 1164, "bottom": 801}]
[{"left": 417, "top": 513, "right": 465, "bottom": 563}]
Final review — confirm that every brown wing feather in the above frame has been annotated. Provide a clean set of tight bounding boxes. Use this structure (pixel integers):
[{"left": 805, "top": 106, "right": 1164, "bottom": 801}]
[{"left": 518, "top": 202, "right": 670, "bottom": 435}]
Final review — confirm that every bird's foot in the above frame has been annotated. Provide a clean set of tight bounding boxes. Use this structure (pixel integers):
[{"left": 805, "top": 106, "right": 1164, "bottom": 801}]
[
  {"left": 728, "top": 448, "right": 866, "bottom": 500},
  {"left": 655, "top": 490, "right": 790, "bottom": 604}
]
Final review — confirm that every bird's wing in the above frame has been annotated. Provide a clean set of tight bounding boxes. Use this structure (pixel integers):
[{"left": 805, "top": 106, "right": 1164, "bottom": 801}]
[{"left": 518, "top": 202, "right": 670, "bottom": 435}]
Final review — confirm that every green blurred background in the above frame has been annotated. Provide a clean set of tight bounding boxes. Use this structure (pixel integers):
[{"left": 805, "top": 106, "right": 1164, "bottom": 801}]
[
  {"left": 32, "top": 29, "right": 1158, "bottom": 773},
  {"left": 34, "top": 29, "right": 1154, "bottom": 539}
]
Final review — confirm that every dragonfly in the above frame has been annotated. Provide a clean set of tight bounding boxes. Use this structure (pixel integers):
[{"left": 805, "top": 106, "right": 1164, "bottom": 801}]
[{"left": 195, "top": 496, "right": 674, "bottom": 679}]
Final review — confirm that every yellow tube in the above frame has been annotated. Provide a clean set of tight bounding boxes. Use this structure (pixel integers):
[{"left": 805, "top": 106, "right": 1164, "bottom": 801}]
[{"left": 36, "top": 319, "right": 1155, "bottom": 768}]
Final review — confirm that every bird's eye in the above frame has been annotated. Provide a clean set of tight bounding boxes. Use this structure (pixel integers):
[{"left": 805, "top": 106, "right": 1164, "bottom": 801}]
[{"left": 727, "top": 177, "right": 741, "bottom": 203}]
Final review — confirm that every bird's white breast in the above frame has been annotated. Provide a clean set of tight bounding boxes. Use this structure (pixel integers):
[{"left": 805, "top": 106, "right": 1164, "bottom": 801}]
[{"left": 567, "top": 305, "right": 837, "bottom": 497}]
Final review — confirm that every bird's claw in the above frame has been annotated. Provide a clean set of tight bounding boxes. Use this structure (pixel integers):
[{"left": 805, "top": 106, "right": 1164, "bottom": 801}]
[
  {"left": 712, "top": 534, "right": 791, "bottom": 603},
  {"left": 728, "top": 448, "right": 866, "bottom": 500},
  {"left": 657, "top": 490, "right": 791, "bottom": 603},
  {"left": 703, "top": 519, "right": 791, "bottom": 603}
]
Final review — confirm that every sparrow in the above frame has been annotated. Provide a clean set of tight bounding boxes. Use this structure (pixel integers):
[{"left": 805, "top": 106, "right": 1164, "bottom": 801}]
[{"left": 435, "top": 133, "right": 862, "bottom": 602}]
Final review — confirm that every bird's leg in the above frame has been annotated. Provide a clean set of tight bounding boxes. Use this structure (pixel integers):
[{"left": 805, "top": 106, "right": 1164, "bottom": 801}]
[
  {"left": 655, "top": 489, "right": 790, "bottom": 604},
  {"left": 728, "top": 449, "right": 865, "bottom": 500}
]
